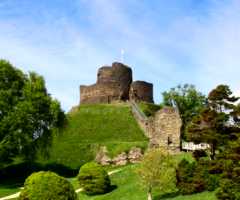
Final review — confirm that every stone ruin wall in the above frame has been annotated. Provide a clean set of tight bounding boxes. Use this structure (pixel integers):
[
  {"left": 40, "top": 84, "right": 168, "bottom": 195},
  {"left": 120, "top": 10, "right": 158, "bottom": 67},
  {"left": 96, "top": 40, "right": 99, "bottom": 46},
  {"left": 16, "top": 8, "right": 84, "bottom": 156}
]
[
  {"left": 80, "top": 83, "right": 122, "bottom": 104},
  {"left": 131, "top": 104, "right": 182, "bottom": 153},
  {"left": 130, "top": 81, "right": 153, "bottom": 103},
  {"left": 80, "top": 62, "right": 133, "bottom": 104},
  {"left": 151, "top": 107, "right": 182, "bottom": 152},
  {"left": 80, "top": 62, "right": 154, "bottom": 104}
]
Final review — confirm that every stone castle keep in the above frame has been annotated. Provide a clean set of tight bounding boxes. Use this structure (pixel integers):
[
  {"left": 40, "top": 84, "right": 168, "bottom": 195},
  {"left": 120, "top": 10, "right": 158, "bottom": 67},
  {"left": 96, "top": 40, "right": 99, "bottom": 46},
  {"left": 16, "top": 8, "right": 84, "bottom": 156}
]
[
  {"left": 80, "top": 62, "right": 153, "bottom": 104},
  {"left": 80, "top": 62, "right": 181, "bottom": 153}
]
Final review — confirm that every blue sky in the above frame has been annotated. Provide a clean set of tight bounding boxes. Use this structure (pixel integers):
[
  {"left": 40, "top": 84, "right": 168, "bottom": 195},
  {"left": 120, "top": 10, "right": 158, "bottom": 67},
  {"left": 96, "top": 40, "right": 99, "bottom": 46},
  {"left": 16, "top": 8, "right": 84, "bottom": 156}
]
[{"left": 0, "top": 0, "right": 240, "bottom": 111}]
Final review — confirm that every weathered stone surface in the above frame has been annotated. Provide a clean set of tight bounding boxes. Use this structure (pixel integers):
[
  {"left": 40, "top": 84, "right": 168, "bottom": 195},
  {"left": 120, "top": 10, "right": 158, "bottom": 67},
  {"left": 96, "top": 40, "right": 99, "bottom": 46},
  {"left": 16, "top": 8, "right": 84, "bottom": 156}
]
[
  {"left": 129, "top": 81, "right": 154, "bottom": 103},
  {"left": 95, "top": 146, "right": 112, "bottom": 165},
  {"left": 80, "top": 62, "right": 132, "bottom": 104},
  {"left": 131, "top": 104, "right": 182, "bottom": 154},
  {"left": 80, "top": 62, "right": 154, "bottom": 104},
  {"left": 128, "top": 147, "right": 143, "bottom": 163},
  {"left": 112, "top": 152, "right": 128, "bottom": 166}
]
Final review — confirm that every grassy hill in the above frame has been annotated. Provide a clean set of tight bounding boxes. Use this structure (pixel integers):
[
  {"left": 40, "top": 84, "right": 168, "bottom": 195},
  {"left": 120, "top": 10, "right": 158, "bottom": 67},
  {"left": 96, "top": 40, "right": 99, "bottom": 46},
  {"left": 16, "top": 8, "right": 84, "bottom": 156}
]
[
  {"left": 74, "top": 153, "right": 216, "bottom": 200},
  {"left": 38, "top": 103, "right": 148, "bottom": 169}
]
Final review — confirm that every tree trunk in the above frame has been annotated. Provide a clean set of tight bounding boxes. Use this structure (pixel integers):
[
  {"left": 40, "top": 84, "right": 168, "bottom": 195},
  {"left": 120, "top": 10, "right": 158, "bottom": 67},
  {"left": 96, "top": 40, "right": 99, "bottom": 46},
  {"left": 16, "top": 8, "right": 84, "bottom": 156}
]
[{"left": 147, "top": 187, "right": 152, "bottom": 200}]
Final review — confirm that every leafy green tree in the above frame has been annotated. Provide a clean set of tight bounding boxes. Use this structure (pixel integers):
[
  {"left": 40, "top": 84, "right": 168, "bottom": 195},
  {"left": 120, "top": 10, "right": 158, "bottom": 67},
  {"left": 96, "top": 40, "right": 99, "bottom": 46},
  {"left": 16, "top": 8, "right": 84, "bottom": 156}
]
[
  {"left": 208, "top": 84, "right": 239, "bottom": 112},
  {"left": 137, "top": 148, "right": 176, "bottom": 200},
  {"left": 187, "top": 85, "right": 240, "bottom": 159},
  {"left": 162, "top": 84, "right": 206, "bottom": 139},
  {"left": 216, "top": 138, "right": 240, "bottom": 200},
  {"left": 0, "top": 60, "right": 65, "bottom": 164}
]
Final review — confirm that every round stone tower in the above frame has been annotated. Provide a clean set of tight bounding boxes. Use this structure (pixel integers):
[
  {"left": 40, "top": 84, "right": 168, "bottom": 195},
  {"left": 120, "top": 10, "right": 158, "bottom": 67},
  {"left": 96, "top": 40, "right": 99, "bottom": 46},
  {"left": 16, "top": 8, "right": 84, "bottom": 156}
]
[
  {"left": 129, "top": 81, "right": 154, "bottom": 103},
  {"left": 97, "top": 62, "right": 132, "bottom": 101}
]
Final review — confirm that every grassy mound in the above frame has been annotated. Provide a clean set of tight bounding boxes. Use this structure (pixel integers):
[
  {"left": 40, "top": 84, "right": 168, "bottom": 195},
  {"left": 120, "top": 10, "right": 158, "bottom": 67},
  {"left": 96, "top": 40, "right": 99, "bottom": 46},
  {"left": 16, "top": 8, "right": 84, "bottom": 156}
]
[{"left": 38, "top": 104, "right": 148, "bottom": 169}]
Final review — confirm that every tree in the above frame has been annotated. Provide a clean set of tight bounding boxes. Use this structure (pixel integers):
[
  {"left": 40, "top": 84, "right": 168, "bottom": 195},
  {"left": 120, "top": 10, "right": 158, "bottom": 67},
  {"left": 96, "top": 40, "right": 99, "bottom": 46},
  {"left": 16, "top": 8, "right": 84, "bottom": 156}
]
[
  {"left": 162, "top": 84, "right": 206, "bottom": 140},
  {"left": 208, "top": 84, "right": 239, "bottom": 113},
  {"left": 187, "top": 85, "right": 240, "bottom": 159},
  {"left": 137, "top": 148, "right": 176, "bottom": 200},
  {"left": 0, "top": 60, "right": 65, "bottom": 164}
]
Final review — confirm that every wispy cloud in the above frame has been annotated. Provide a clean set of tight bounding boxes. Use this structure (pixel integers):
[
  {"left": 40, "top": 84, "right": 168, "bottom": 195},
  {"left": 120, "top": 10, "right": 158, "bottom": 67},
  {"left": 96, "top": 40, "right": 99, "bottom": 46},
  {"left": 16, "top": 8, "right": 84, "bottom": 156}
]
[{"left": 0, "top": 0, "right": 239, "bottom": 110}]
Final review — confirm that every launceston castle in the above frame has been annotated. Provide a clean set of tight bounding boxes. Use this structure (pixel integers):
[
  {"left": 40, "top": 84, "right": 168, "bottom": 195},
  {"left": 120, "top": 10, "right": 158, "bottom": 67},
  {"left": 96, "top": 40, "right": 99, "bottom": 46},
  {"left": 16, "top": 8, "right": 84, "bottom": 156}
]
[
  {"left": 79, "top": 62, "right": 204, "bottom": 154},
  {"left": 80, "top": 62, "right": 153, "bottom": 104}
]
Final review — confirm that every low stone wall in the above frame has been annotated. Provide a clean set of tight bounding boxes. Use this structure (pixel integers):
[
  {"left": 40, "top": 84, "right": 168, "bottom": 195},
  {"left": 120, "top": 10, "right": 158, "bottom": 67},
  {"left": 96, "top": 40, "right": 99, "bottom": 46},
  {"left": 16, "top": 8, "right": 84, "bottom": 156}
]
[{"left": 95, "top": 146, "right": 143, "bottom": 166}]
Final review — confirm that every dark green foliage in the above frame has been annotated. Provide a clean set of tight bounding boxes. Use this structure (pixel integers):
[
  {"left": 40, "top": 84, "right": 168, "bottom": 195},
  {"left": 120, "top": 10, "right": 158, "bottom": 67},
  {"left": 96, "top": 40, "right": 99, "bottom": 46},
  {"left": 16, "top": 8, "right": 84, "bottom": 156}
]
[
  {"left": 216, "top": 138, "right": 240, "bottom": 200},
  {"left": 137, "top": 102, "right": 162, "bottom": 117},
  {"left": 208, "top": 85, "right": 239, "bottom": 112},
  {"left": 187, "top": 85, "right": 240, "bottom": 159},
  {"left": 19, "top": 171, "right": 77, "bottom": 200},
  {"left": 162, "top": 84, "right": 206, "bottom": 139},
  {"left": 217, "top": 174, "right": 240, "bottom": 200},
  {"left": 78, "top": 162, "right": 111, "bottom": 195},
  {"left": 192, "top": 150, "right": 207, "bottom": 161},
  {"left": 176, "top": 159, "right": 220, "bottom": 195},
  {"left": 0, "top": 60, "right": 65, "bottom": 164}
]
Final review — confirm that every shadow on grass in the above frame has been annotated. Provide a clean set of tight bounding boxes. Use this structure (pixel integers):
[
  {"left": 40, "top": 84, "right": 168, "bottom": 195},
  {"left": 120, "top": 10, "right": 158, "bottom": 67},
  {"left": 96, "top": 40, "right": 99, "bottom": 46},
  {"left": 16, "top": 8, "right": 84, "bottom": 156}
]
[
  {"left": 108, "top": 184, "right": 117, "bottom": 193},
  {"left": 154, "top": 191, "right": 179, "bottom": 200},
  {"left": 0, "top": 162, "right": 79, "bottom": 184}
]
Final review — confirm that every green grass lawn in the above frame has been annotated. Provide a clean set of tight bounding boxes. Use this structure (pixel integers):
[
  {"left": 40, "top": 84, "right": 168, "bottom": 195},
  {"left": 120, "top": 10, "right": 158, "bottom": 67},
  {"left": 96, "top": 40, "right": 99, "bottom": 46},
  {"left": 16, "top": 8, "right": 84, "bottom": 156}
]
[
  {"left": 0, "top": 181, "right": 21, "bottom": 198},
  {"left": 76, "top": 161, "right": 216, "bottom": 200},
  {"left": 38, "top": 103, "right": 148, "bottom": 169},
  {"left": 0, "top": 153, "right": 216, "bottom": 200},
  {"left": 137, "top": 102, "right": 162, "bottom": 117}
]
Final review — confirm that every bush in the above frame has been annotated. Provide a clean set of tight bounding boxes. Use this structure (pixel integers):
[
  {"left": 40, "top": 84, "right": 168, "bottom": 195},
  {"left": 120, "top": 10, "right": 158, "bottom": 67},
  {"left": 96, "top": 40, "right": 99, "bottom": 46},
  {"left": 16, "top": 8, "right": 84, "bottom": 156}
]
[
  {"left": 216, "top": 167, "right": 240, "bottom": 200},
  {"left": 176, "top": 159, "right": 220, "bottom": 195},
  {"left": 193, "top": 150, "right": 207, "bottom": 161},
  {"left": 19, "top": 171, "right": 77, "bottom": 200},
  {"left": 78, "top": 162, "right": 111, "bottom": 195}
]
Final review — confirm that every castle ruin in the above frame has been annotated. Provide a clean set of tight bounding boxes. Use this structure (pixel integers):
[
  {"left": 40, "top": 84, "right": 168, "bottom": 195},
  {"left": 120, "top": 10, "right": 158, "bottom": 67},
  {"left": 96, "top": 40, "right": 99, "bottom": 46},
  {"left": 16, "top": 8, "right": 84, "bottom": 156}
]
[
  {"left": 80, "top": 62, "right": 153, "bottom": 104},
  {"left": 80, "top": 62, "right": 181, "bottom": 153}
]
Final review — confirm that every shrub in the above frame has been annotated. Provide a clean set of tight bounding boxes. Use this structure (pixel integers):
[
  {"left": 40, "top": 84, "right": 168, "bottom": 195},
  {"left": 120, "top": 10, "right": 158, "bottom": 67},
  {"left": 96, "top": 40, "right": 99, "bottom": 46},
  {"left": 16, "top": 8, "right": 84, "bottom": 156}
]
[
  {"left": 78, "top": 162, "right": 111, "bottom": 195},
  {"left": 216, "top": 167, "right": 240, "bottom": 200},
  {"left": 193, "top": 150, "right": 207, "bottom": 161},
  {"left": 19, "top": 171, "right": 77, "bottom": 200},
  {"left": 176, "top": 159, "right": 220, "bottom": 195}
]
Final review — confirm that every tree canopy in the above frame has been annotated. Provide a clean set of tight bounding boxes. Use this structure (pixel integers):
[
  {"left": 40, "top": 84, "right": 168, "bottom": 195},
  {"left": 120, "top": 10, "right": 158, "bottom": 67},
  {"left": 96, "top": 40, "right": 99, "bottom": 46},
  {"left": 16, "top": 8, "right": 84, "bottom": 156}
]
[
  {"left": 186, "top": 84, "right": 240, "bottom": 159},
  {"left": 0, "top": 60, "right": 65, "bottom": 164},
  {"left": 162, "top": 84, "right": 206, "bottom": 139},
  {"left": 138, "top": 148, "right": 176, "bottom": 200}
]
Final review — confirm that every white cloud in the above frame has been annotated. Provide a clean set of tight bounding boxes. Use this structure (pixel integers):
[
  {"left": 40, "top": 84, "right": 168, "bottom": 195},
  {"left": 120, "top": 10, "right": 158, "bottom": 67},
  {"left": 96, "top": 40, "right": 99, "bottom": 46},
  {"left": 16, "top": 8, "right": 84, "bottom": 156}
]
[{"left": 1, "top": 0, "right": 240, "bottom": 110}]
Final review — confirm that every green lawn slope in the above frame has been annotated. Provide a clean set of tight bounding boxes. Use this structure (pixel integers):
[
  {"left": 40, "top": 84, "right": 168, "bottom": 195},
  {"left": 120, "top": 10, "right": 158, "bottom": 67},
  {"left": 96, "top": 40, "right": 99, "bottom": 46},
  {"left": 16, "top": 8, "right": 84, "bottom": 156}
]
[
  {"left": 38, "top": 103, "right": 148, "bottom": 169},
  {"left": 76, "top": 153, "right": 216, "bottom": 200}
]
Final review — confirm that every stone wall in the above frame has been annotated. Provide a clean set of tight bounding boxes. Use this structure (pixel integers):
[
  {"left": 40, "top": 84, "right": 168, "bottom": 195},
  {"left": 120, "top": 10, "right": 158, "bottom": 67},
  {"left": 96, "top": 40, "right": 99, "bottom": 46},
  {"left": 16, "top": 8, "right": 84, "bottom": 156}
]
[
  {"left": 129, "top": 81, "right": 154, "bottom": 103},
  {"left": 131, "top": 104, "right": 182, "bottom": 153},
  {"left": 80, "top": 62, "right": 154, "bottom": 104},
  {"left": 151, "top": 107, "right": 182, "bottom": 152},
  {"left": 80, "top": 62, "right": 132, "bottom": 104}
]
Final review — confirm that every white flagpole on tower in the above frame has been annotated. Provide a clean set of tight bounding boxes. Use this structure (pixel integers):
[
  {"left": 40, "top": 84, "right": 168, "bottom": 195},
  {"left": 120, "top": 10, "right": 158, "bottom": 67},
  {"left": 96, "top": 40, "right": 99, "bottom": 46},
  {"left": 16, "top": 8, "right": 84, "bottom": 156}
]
[{"left": 121, "top": 49, "right": 125, "bottom": 63}]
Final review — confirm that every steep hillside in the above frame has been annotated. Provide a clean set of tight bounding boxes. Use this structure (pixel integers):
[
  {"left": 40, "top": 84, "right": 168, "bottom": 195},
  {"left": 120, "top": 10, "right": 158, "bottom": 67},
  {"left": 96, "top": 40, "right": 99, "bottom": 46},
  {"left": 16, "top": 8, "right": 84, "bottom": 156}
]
[{"left": 38, "top": 103, "right": 148, "bottom": 169}]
